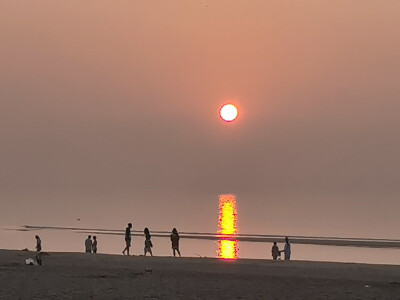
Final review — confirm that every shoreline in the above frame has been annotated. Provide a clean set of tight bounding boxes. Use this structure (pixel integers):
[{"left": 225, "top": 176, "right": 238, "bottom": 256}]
[{"left": 12, "top": 225, "right": 400, "bottom": 248}]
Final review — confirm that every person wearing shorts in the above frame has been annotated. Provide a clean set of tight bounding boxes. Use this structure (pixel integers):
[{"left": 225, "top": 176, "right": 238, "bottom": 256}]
[{"left": 123, "top": 223, "right": 132, "bottom": 256}]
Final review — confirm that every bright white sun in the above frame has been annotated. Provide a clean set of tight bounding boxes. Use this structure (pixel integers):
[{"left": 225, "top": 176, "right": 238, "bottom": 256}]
[{"left": 220, "top": 104, "right": 238, "bottom": 122}]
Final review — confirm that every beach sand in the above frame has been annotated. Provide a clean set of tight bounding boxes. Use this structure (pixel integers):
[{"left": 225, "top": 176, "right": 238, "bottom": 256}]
[{"left": 0, "top": 249, "right": 399, "bottom": 299}]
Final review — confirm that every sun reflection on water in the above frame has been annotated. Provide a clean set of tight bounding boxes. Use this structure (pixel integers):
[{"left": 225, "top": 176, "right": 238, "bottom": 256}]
[{"left": 217, "top": 194, "right": 238, "bottom": 260}]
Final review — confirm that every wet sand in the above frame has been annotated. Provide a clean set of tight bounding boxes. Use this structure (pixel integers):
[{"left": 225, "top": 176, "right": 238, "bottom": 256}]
[{"left": 0, "top": 249, "right": 399, "bottom": 299}]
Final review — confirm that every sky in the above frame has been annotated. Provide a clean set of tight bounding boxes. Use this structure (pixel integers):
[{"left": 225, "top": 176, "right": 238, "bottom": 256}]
[{"left": 1, "top": 1, "right": 399, "bottom": 255}]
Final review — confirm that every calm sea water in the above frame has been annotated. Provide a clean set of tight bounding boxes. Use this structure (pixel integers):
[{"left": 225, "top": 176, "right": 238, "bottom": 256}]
[{"left": 1, "top": 229, "right": 399, "bottom": 265}]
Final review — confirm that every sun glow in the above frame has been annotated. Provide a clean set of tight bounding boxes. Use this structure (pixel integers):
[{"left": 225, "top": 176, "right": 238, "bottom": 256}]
[
  {"left": 220, "top": 104, "right": 238, "bottom": 122},
  {"left": 217, "top": 194, "right": 238, "bottom": 260}
]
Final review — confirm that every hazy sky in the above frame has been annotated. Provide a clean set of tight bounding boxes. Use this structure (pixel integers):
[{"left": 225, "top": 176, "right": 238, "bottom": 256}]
[{"left": 1, "top": 1, "right": 400, "bottom": 250}]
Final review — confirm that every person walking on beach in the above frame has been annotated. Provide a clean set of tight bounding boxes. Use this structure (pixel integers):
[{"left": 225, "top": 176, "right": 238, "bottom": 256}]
[
  {"left": 144, "top": 227, "right": 153, "bottom": 256},
  {"left": 283, "top": 236, "right": 291, "bottom": 260},
  {"left": 123, "top": 223, "right": 133, "bottom": 256},
  {"left": 271, "top": 241, "right": 280, "bottom": 260},
  {"left": 92, "top": 236, "right": 98, "bottom": 254},
  {"left": 85, "top": 235, "right": 92, "bottom": 253},
  {"left": 35, "top": 235, "right": 42, "bottom": 265},
  {"left": 170, "top": 228, "right": 181, "bottom": 257}
]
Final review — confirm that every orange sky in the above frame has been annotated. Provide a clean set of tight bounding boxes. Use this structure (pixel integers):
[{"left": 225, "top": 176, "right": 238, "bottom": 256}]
[{"left": 1, "top": 1, "right": 400, "bottom": 254}]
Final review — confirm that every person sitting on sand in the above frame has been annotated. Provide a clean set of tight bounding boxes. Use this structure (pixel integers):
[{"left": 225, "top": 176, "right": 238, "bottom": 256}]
[
  {"left": 85, "top": 235, "right": 92, "bottom": 253},
  {"left": 283, "top": 236, "right": 291, "bottom": 260},
  {"left": 35, "top": 235, "right": 42, "bottom": 265},
  {"left": 123, "top": 223, "right": 133, "bottom": 256},
  {"left": 92, "top": 236, "right": 98, "bottom": 254},
  {"left": 144, "top": 227, "right": 153, "bottom": 256},
  {"left": 170, "top": 228, "right": 181, "bottom": 257},
  {"left": 271, "top": 241, "right": 280, "bottom": 260}
]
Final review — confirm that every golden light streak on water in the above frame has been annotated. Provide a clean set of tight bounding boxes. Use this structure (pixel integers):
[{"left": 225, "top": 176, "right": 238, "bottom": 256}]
[{"left": 217, "top": 194, "right": 238, "bottom": 260}]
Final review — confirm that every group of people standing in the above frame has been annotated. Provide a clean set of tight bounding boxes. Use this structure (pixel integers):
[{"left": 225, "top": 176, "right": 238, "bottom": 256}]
[
  {"left": 271, "top": 236, "right": 291, "bottom": 260},
  {"left": 122, "top": 223, "right": 181, "bottom": 257},
  {"left": 84, "top": 235, "right": 98, "bottom": 253}
]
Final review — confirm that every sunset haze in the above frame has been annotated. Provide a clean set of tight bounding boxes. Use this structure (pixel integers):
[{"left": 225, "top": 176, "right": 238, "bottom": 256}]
[{"left": 1, "top": 1, "right": 399, "bottom": 260}]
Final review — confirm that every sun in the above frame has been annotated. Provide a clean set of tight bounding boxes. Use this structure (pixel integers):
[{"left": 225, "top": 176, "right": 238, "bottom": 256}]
[{"left": 220, "top": 104, "right": 238, "bottom": 122}]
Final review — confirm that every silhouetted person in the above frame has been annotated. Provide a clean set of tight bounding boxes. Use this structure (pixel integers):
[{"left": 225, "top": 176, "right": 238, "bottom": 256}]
[
  {"left": 123, "top": 223, "right": 132, "bottom": 255},
  {"left": 271, "top": 241, "right": 280, "bottom": 260},
  {"left": 144, "top": 227, "right": 153, "bottom": 256},
  {"left": 170, "top": 228, "right": 181, "bottom": 257},
  {"left": 35, "top": 235, "right": 42, "bottom": 265},
  {"left": 283, "top": 236, "right": 291, "bottom": 260},
  {"left": 92, "top": 236, "right": 98, "bottom": 254},
  {"left": 85, "top": 235, "right": 92, "bottom": 253}
]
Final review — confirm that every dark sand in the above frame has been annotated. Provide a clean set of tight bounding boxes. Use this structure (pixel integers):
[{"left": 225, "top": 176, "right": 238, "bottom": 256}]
[{"left": 0, "top": 250, "right": 399, "bottom": 299}]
